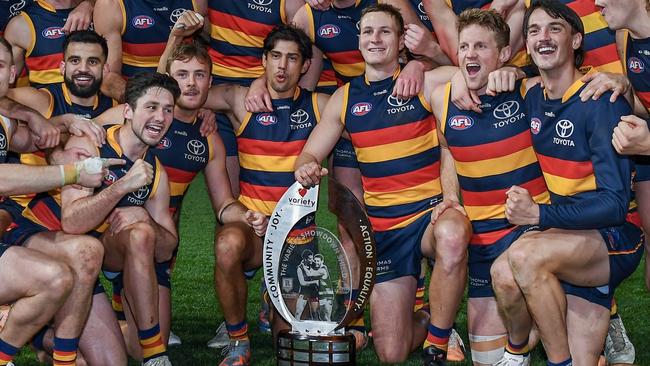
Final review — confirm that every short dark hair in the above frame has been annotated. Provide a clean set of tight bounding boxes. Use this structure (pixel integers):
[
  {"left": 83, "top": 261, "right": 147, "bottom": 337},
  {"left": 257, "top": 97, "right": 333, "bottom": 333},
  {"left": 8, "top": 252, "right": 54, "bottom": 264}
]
[
  {"left": 165, "top": 43, "right": 212, "bottom": 74},
  {"left": 360, "top": 3, "right": 405, "bottom": 36},
  {"left": 263, "top": 24, "right": 312, "bottom": 62},
  {"left": 125, "top": 72, "right": 181, "bottom": 109},
  {"left": 0, "top": 37, "right": 12, "bottom": 59},
  {"left": 458, "top": 9, "right": 510, "bottom": 49},
  {"left": 524, "top": 0, "right": 585, "bottom": 68},
  {"left": 63, "top": 30, "right": 109, "bottom": 60}
]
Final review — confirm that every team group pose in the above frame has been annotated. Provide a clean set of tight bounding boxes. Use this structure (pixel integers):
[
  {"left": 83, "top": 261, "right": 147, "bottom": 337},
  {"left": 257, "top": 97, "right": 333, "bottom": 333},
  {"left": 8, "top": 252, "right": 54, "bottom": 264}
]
[{"left": 0, "top": 0, "right": 649, "bottom": 365}]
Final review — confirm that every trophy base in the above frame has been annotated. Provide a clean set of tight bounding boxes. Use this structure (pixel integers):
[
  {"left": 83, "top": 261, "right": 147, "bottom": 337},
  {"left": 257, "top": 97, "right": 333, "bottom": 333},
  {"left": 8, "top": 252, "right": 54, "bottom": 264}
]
[{"left": 277, "top": 329, "right": 356, "bottom": 365}]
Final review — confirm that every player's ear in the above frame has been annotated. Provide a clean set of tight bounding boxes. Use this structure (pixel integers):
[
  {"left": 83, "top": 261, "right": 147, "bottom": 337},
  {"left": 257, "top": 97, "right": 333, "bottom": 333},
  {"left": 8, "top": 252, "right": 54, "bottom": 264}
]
[
  {"left": 123, "top": 103, "right": 133, "bottom": 120},
  {"left": 8, "top": 65, "right": 15, "bottom": 84},
  {"left": 59, "top": 61, "right": 66, "bottom": 77},
  {"left": 571, "top": 32, "right": 582, "bottom": 51},
  {"left": 300, "top": 58, "right": 311, "bottom": 74},
  {"left": 499, "top": 45, "right": 512, "bottom": 64}
]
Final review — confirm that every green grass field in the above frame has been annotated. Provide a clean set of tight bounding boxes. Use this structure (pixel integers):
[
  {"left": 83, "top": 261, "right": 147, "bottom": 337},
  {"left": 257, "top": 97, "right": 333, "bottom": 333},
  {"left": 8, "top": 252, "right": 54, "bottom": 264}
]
[{"left": 13, "top": 175, "right": 650, "bottom": 365}]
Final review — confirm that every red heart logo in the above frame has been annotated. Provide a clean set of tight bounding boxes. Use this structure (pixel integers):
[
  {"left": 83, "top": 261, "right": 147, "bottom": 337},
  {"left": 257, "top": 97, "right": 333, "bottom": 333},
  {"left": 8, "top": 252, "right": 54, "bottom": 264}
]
[{"left": 298, "top": 188, "right": 308, "bottom": 197}]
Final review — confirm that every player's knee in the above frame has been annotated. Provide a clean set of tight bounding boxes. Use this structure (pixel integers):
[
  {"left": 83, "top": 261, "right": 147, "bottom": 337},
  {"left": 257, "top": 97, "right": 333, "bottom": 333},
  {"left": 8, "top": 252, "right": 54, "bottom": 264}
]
[
  {"left": 126, "top": 222, "right": 156, "bottom": 256},
  {"left": 66, "top": 236, "right": 104, "bottom": 283},
  {"left": 43, "top": 261, "right": 74, "bottom": 301},
  {"left": 375, "top": 342, "right": 410, "bottom": 363},
  {"left": 506, "top": 243, "right": 544, "bottom": 284},
  {"left": 490, "top": 257, "right": 518, "bottom": 298},
  {"left": 215, "top": 224, "right": 248, "bottom": 268},
  {"left": 469, "top": 334, "right": 506, "bottom": 365}
]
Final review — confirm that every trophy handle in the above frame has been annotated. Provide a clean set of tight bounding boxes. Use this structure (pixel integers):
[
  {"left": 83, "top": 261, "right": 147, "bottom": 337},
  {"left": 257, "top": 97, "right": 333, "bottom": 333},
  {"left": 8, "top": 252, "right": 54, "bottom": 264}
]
[{"left": 327, "top": 177, "right": 377, "bottom": 330}]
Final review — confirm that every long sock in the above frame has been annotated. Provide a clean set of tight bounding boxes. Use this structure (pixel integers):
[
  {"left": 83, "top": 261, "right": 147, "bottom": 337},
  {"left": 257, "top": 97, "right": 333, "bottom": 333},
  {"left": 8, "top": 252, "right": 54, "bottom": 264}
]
[
  {"left": 548, "top": 358, "right": 572, "bottom": 366},
  {"left": 423, "top": 323, "right": 452, "bottom": 352},
  {"left": 414, "top": 275, "right": 426, "bottom": 312},
  {"left": 53, "top": 337, "right": 79, "bottom": 366},
  {"left": 505, "top": 337, "right": 529, "bottom": 355},
  {"left": 0, "top": 338, "right": 18, "bottom": 366},
  {"left": 139, "top": 324, "right": 167, "bottom": 362},
  {"left": 30, "top": 326, "right": 48, "bottom": 350},
  {"left": 226, "top": 320, "right": 249, "bottom": 341},
  {"left": 610, "top": 298, "right": 618, "bottom": 319},
  {"left": 345, "top": 289, "right": 365, "bottom": 332},
  {"left": 111, "top": 275, "right": 126, "bottom": 321}
]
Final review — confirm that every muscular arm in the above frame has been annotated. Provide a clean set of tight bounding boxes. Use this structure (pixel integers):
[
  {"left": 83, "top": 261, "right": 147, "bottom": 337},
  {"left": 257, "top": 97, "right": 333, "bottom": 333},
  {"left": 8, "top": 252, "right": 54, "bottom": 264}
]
[
  {"left": 203, "top": 133, "right": 248, "bottom": 224},
  {"left": 60, "top": 136, "right": 128, "bottom": 233},
  {"left": 204, "top": 84, "right": 249, "bottom": 130},
  {"left": 292, "top": 5, "right": 323, "bottom": 91},
  {"left": 429, "top": 82, "right": 461, "bottom": 202},
  {"left": 0, "top": 96, "right": 49, "bottom": 128},
  {"left": 539, "top": 98, "right": 633, "bottom": 229},
  {"left": 94, "top": 0, "right": 127, "bottom": 102},
  {"left": 295, "top": 87, "right": 345, "bottom": 170},
  {"left": 143, "top": 169, "right": 178, "bottom": 257},
  {"left": 4, "top": 14, "right": 30, "bottom": 82}
]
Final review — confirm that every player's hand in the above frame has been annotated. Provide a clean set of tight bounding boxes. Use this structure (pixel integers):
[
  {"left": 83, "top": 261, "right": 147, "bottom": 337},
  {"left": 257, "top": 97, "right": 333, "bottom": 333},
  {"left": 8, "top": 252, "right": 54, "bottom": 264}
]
[
  {"left": 430, "top": 199, "right": 467, "bottom": 225},
  {"left": 305, "top": 0, "right": 331, "bottom": 11},
  {"left": 198, "top": 108, "right": 217, "bottom": 137},
  {"left": 451, "top": 70, "right": 482, "bottom": 113},
  {"left": 68, "top": 115, "right": 106, "bottom": 147},
  {"left": 505, "top": 185, "right": 539, "bottom": 225},
  {"left": 295, "top": 162, "right": 328, "bottom": 187},
  {"left": 579, "top": 71, "right": 630, "bottom": 103},
  {"left": 245, "top": 77, "right": 273, "bottom": 112},
  {"left": 612, "top": 115, "right": 650, "bottom": 155},
  {"left": 50, "top": 146, "right": 93, "bottom": 165},
  {"left": 486, "top": 67, "right": 520, "bottom": 96},
  {"left": 404, "top": 24, "right": 437, "bottom": 59},
  {"left": 62, "top": 0, "right": 93, "bottom": 33},
  {"left": 393, "top": 60, "right": 424, "bottom": 99},
  {"left": 29, "top": 117, "right": 61, "bottom": 149},
  {"left": 107, "top": 206, "right": 152, "bottom": 235},
  {"left": 171, "top": 10, "right": 204, "bottom": 37},
  {"left": 119, "top": 159, "right": 154, "bottom": 194},
  {"left": 75, "top": 157, "right": 126, "bottom": 188},
  {"left": 245, "top": 210, "right": 268, "bottom": 237},
  {"left": 490, "top": 0, "right": 519, "bottom": 17}
]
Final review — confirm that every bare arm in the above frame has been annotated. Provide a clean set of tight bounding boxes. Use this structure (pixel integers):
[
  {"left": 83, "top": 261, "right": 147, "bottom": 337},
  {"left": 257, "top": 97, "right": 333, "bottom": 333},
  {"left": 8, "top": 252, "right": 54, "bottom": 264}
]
[
  {"left": 156, "top": 11, "right": 205, "bottom": 74},
  {"left": 94, "top": 0, "right": 127, "bottom": 102},
  {"left": 204, "top": 133, "right": 247, "bottom": 223},
  {"left": 204, "top": 84, "right": 249, "bottom": 130},
  {"left": 294, "top": 87, "right": 345, "bottom": 186},
  {"left": 422, "top": 0, "right": 459, "bottom": 65},
  {"left": 292, "top": 5, "right": 323, "bottom": 91},
  {"left": 4, "top": 14, "right": 30, "bottom": 83},
  {"left": 143, "top": 168, "right": 179, "bottom": 259},
  {"left": 95, "top": 104, "right": 125, "bottom": 126},
  {"left": 61, "top": 136, "right": 151, "bottom": 234}
]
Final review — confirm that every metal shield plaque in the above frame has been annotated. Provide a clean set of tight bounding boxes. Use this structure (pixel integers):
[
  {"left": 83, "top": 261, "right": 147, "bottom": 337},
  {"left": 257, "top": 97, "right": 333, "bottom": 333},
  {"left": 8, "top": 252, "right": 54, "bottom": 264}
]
[{"left": 263, "top": 178, "right": 376, "bottom": 365}]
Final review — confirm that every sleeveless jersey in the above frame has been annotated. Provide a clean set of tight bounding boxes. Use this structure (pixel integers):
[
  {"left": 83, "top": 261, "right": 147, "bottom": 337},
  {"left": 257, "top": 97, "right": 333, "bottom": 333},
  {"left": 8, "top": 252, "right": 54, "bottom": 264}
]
[
  {"left": 446, "top": 0, "right": 490, "bottom": 15},
  {"left": 20, "top": 0, "right": 72, "bottom": 86},
  {"left": 305, "top": 0, "right": 374, "bottom": 86},
  {"left": 410, "top": 0, "right": 433, "bottom": 33},
  {"left": 237, "top": 87, "right": 319, "bottom": 216},
  {"left": 559, "top": 0, "right": 622, "bottom": 73},
  {"left": 441, "top": 81, "right": 548, "bottom": 244},
  {"left": 342, "top": 69, "right": 441, "bottom": 232},
  {"left": 208, "top": 0, "right": 286, "bottom": 86},
  {"left": 525, "top": 76, "right": 636, "bottom": 229},
  {"left": 9, "top": 83, "right": 115, "bottom": 213},
  {"left": 623, "top": 30, "right": 650, "bottom": 114},
  {"left": 0, "top": 0, "right": 28, "bottom": 36},
  {"left": 152, "top": 117, "right": 214, "bottom": 213},
  {"left": 90, "top": 124, "right": 163, "bottom": 235},
  {"left": 0, "top": 115, "right": 11, "bottom": 163},
  {"left": 120, "top": 0, "right": 196, "bottom": 78}
]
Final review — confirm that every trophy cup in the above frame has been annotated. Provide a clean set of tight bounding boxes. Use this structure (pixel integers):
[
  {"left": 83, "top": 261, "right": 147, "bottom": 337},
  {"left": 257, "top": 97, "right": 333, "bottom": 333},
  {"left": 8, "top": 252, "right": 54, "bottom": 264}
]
[{"left": 263, "top": 177, "right": 376, "bottom": 365}]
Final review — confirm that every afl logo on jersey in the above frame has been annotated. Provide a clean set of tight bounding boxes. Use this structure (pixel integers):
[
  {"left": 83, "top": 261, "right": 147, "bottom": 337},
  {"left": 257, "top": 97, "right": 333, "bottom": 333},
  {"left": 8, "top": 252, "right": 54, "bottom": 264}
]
[
  {"left": 628, "top": 57, "right": 645, "bottom": 74},
  {"left": 103, "top": 170, "right": 118, "bottom": 186},
  {"left": 156, "top": 137, "right": 171, "bottom": 149},
  {"left": 318, "top": 24, "right": 340, "bottom": 39},
  {"left": 256, "top": 113, "right": 277, "bottom": 126},
  {"left": 132, "top": 15, "right": 155, "bottom": 29},
  {"left": 351, "top": 102, "right": 372, "bottom": 116},
  {"left": 449, "top": 115, "right": 474, "bottom": 130},
  {"left": 41, "top": 27, "right": 65, "bottom": 39},
  {"left": 530, "top": 117, "right": 541, "bottom": 135}
]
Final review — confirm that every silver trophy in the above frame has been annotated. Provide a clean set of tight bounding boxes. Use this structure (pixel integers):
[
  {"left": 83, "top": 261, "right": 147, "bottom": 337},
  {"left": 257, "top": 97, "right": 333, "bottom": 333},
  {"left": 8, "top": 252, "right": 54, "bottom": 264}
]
[{"left": 263, "top": 178, "right": 376, "bottom": 365}]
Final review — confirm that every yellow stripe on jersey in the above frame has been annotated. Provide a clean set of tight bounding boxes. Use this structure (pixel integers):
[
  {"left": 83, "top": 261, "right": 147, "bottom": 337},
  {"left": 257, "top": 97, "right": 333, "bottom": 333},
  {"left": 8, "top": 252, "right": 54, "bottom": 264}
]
[
  {"left": 364, "top": 178, "right": 441, "bottom": 207},
  {"left": 211, "top": 64, "right": 265, "bottom": 79},
  {"left": 581, "top": 12, "right": 607, "bottom": 35},
  {"left": 340, "top": 83, "right": 350, "bottom": 126},
  {"left": 239, "top": 152, "right": 297, "bottom": 172},
  {"left": 122, "top": 54, "right": 161, "bottom": 68},
  {"left": 331, "top": 61, "right": 365, "bottom": 78},
  {"left": 238, "top": 195, "right": 274, "bottom": 216},
  {"left": 455, "top": 147, "right": 538, "bottom": 178},
  {"left": 543, "top": 172, "right": 596, "bottom": 197},
  {"left": 465, "top": 191, "right": 549, "bottom": 221},
  {"left": 169, "top": 181, "right": 187, "bottom": 197},
  {"left": 210, "top": 25, "right": 265, "bottom": 48},
  {"left": 27, "top": 69, "right": 63, "bottom": 86},
  {"left": 387, "top": 208, "right": 434, "bottom": 231},
  {"left": 440, "top": 82, "right": 451, "bottom": 134},
  {"left": 21, "top": 13, "right": 36, "bottom": 56},
  {"left": 355, "top": 131, "right": 437, "bottom": 164},
  {"left": 150, "top": 158, "right": 162, "bottom": 200},
  {"left": 305, "top": 4, "right": 315, "bottom": 42}
]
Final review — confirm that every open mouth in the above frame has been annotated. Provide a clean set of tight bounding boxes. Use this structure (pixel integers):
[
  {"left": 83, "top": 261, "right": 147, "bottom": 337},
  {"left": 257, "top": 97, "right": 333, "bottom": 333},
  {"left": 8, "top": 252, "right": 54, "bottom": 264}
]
[
  {"left": 536, "top": 44, "right": 557, "bottom": 55},
  {"left": 368, "top": 47, "right": 386, "bottom": 53},
  {"left": 145, "top": 123, "right": 163, "bottom": 136},
  {"left": 183, "top": 89, "right": 199, "bottom": 97},
  {"left": 466, "top": 62, "right": 481, "bottom": 76},
  {"left": 73, "top": 73, "right": 94, "bottom": 85}
]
